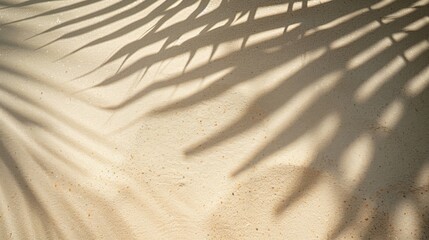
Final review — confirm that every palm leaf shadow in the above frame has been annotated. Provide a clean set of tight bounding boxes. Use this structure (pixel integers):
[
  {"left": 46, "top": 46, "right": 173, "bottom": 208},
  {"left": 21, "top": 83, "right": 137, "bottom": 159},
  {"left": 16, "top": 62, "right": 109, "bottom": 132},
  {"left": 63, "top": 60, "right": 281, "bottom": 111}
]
[{"left": 3, "top": 0, "right": 429, "bottom": 238}]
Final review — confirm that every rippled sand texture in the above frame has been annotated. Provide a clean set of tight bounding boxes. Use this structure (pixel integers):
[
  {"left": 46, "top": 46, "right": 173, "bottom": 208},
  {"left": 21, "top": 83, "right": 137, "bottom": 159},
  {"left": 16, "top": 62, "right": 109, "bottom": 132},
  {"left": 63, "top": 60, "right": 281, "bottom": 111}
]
[{"left": 1, "top": 0, "right": 428, "bottom": 239}]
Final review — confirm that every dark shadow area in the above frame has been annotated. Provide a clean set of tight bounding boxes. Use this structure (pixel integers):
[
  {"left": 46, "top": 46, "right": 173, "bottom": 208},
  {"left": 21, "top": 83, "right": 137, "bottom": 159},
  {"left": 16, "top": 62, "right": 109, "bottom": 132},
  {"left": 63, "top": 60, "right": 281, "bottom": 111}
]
[
  {"left": 2, "top": 0, "right": 429, "bottom": 238},
  {"left": 0, "top": 0, "right": 62, "bottom": 10}
]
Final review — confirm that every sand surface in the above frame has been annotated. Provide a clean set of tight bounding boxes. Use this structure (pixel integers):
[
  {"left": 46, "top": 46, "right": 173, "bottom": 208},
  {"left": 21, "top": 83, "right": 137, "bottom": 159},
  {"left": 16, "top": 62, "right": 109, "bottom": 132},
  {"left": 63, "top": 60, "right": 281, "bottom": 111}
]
[{"left": 0, "top": 0, "right": 428, "bottom": 239}]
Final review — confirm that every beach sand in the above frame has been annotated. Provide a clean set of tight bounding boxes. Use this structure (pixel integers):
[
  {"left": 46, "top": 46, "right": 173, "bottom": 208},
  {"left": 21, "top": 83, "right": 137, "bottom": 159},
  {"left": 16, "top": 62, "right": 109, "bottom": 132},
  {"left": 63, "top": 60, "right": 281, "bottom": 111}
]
[{"left": 1, "top": 0, "right": 428, "bottom": 239}]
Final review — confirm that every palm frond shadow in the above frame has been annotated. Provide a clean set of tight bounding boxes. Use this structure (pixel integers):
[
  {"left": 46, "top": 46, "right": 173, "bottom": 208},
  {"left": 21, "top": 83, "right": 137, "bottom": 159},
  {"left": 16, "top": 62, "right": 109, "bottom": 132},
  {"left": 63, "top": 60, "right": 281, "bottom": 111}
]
[
  {"left": 0, "top": 58, "right": 149, "bottom": 237},
  {"left": 0, "top": 19, "right": 192, "bottom": 239},
  {"left": 3, "top": 0, "right": 429, "bottom": 238}
]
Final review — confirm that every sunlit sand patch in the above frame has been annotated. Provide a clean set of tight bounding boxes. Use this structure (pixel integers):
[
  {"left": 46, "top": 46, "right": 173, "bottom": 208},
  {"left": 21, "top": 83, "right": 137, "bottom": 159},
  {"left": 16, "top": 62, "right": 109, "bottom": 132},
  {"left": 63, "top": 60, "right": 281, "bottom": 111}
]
[
  {"left": 339, "top": 133, "right": 374, "bottom": 185},
  {"left": 207, "top": 165, "right": 381, "bottom": 239}
]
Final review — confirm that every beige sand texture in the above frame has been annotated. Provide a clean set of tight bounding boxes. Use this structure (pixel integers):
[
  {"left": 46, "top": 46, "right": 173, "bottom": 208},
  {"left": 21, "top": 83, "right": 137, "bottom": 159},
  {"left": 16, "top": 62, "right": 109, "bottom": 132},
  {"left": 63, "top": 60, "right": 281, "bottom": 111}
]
[{"left": 0, "top": 0, "right": 428, "bottom": 239}]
